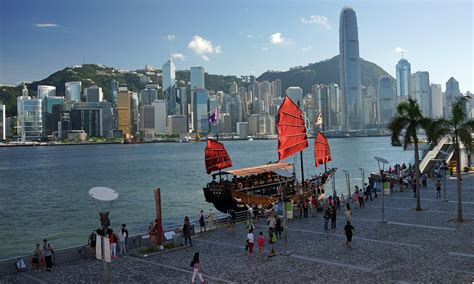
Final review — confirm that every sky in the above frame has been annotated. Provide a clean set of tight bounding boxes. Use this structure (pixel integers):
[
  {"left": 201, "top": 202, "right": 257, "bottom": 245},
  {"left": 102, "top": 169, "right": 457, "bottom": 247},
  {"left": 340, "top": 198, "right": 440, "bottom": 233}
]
[{"left": 0, "top": 0, "right": 473, "bottom": 92}]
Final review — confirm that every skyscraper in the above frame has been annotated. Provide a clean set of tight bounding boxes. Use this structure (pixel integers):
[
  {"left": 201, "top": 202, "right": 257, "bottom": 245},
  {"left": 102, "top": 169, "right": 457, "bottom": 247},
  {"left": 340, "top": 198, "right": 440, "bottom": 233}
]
[
  {"left": 37, "top": 85, "right": 56, "bottom": 100},
  {"left": 272, "top": 79, "right": 282, "bottom": 98},
  {"left": 190, "top": 67, "right": 205, "bottom": 90},
  {"left": 65, "top": 82, "right": 82, "bottom": 102},
  {"left": 162, "top": 58, "right": 176, "bottom": 116},
  {"left": 0, "top": 103, "right": 5, "bottom": 140},
  {"left": 410, "top": 71, "right": 431, "bottom": 117},
  {"left": 445, "top": 77, "right": 460, "bottom": 117},
  {"left": 378, "top": 76, "right": 394, "bottom": 125},
  {"left": 192, "top": 89, "right": 209, "bottom": 133},
  {"left": 396, "top": 58, "right": 411, "bottom": 97},
  {"left": 339, "top": 6, "right": 362, "bottom": 130},
  {"left": 430, "top": 84, "right": 443, "bottom": 118},
  {"left": 17, "top": 95, "right": 42, "bottom": 140},
  {"left": 285, "top": 86, "right": 303, "bottom": 107}
]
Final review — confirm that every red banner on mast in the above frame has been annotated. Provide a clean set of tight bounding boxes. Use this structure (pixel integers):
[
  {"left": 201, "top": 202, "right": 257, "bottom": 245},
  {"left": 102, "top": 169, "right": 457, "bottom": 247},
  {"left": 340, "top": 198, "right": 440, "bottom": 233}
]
[
  {"left": 277, "top": 96, "right": 308, "bottom": 161},
  {"left": 205, "top": 139, "right": 233, "bottom": 174},
  {"left": 314, "top": 132, "right": 332, "bottom": 167}
]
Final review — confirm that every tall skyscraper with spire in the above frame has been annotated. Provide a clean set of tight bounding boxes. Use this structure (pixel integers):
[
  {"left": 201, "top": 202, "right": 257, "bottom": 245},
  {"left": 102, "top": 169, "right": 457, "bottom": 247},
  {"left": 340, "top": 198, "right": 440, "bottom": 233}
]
[
  {"left": 339, "top": 6, "right": 362, "bottom": 130},
  {"left": 396, "top": 58, "right": 411, "bottom": 97},
  {"left": 162, "top": 58, "right": 177, "bottom": 116}
]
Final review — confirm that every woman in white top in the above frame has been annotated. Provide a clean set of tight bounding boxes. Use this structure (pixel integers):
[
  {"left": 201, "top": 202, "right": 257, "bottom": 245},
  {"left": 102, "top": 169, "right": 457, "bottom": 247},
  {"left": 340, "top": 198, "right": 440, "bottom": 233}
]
[
  {"left": 344, "top": 203, "right": 352, "bottom": 222},
  {"left": 246, "top": 228, "right": 255, "bottom": 256}
]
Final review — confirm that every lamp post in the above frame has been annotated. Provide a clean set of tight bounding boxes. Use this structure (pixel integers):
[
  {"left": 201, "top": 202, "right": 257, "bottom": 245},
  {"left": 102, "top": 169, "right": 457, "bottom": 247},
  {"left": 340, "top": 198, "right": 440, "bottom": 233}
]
[
  {"left": 343, "top": 170, "right": 351, "bottom": 200},
  {"left": 275, "top": 168, "right": 293, "bottom": 256},
  {"left": 439, "top": 150, "right": 449, "bottom": 202},
  {"left": 358, "top": 168, "right": 365, "bottom": 194},
  {"left": 374, "top": 157, "right": 388, "bottom": 223},
  {"left": 89, "top": 187, "right": 118, "bottom": 284}
]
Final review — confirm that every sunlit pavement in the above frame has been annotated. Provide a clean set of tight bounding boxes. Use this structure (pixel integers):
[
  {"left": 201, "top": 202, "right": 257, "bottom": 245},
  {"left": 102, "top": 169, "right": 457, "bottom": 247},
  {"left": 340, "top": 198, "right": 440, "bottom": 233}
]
[{"left": 1, "top": 174, "right": 473, "bottom": 283}]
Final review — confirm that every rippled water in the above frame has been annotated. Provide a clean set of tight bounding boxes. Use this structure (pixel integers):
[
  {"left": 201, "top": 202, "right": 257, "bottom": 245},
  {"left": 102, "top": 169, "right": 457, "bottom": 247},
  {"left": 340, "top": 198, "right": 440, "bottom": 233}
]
[{"left": 0, "top": 137, "right": 412, "bottom": 259}]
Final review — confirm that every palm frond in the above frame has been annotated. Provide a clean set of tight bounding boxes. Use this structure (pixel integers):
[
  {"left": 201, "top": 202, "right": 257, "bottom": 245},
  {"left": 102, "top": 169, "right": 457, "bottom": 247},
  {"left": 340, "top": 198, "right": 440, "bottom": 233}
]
[
  {"left": 426, "top": 118, "right": 452, "bottom": 144},
  {"left": 457, "top": 127, "right": 473, "bottom": 153}
]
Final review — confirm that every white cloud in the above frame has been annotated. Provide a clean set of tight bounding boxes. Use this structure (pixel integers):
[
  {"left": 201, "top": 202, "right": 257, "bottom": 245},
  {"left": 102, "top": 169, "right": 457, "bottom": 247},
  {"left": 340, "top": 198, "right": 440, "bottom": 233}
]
[
  {"left": 395, "top": 47, "right": 407, "bottom": 54},
  {"left": 270, "top": 33, "right": 285, "bottom": 45},
  {"left": 302, "top": 45, "right": 312, "bottom": 52},
  {"left": 172, "top": 53, "right": 185, "bottom": 60},
  {"left": 300, "top": 15, "right": 331, "bottom": 30},
  {"left": 187, "top": 35, "right": 222, "bottom": 61},
  {"left": 163, "top": 34, "right": 175, "bottom": 41},
  {"left": 35, "top": 23, "right": 58, "bottom": 28}
]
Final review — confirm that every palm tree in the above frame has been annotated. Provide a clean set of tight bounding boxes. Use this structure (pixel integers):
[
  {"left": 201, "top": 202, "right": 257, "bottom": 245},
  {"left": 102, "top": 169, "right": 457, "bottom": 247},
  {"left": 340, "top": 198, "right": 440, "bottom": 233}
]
[
  {"left": 388, "top": 97, "right": 432, "bottom": 211},
  {"left": 426, "top": 95, "right": 474, "bottom": 222}
]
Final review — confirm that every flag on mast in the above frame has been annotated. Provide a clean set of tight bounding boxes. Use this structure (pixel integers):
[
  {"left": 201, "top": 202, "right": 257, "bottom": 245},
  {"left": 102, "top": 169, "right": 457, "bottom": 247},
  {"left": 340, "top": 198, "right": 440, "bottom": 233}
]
[{"left": 208, "top": 106, "right": 220, "bottom": 125}]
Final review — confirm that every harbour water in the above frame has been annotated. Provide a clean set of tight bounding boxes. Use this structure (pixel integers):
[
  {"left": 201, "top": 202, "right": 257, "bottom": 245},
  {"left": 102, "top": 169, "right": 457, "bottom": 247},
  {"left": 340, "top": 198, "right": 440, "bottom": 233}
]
[{"left": 0, "top": 137, "right": 412, "bottom": 259}]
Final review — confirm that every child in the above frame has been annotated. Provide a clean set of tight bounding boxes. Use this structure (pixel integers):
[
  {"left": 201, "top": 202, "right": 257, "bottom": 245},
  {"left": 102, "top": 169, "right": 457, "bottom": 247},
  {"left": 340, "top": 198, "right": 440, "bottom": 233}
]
[{"left": 257, "top": 231, "right": 265, "bottom": 257}]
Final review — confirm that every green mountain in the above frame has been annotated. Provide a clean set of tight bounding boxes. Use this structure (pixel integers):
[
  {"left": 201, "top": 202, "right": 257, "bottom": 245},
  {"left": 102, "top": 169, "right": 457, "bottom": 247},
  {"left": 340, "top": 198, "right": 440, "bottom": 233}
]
[
  {"left": 0, "top": 55, "right": 392, "bottom": 117},
  {"left": 257, "top": 55, "right": 394, "bottom": 94}
]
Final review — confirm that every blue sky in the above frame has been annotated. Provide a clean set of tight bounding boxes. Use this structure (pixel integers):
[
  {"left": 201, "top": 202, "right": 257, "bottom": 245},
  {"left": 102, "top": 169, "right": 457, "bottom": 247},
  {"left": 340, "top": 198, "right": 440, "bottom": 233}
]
[{"left": 0, "top": 0, "right": 473, "bottom": 92}]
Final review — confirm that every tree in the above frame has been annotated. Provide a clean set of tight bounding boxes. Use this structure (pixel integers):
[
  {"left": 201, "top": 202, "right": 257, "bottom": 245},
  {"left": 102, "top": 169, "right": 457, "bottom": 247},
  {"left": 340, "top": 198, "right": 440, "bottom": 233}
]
[
  {"left": 426, "top": 95, "right": 474, "bottom": 222},
  {"left": 388, "top": 97, "right": 432, "bottom": 211}
]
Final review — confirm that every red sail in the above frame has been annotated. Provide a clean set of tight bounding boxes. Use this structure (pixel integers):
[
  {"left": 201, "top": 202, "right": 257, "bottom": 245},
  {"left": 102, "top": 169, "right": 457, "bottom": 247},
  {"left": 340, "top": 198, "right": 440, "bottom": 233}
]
[
  {"left": 314, "top": 132, "right": 332, "bottom": 167},
  {"left": 205, "top": 139, "right": 233, "bottom": 174},
  {"left": 277, "top": 96, "right": 308, "bottom": 161}
]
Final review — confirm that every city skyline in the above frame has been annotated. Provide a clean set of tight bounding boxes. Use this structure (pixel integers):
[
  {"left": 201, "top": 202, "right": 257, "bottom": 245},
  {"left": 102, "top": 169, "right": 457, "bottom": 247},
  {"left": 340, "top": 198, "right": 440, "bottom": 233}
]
[{"left": 0, "top": 0, "right": 473, "bottom": 93}]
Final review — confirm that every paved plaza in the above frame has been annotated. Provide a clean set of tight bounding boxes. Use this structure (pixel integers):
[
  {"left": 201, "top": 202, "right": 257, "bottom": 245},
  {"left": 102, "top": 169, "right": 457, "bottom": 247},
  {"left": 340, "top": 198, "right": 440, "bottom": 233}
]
[{"left": 1, "top": 174, "right": 473, "bottom": 283}]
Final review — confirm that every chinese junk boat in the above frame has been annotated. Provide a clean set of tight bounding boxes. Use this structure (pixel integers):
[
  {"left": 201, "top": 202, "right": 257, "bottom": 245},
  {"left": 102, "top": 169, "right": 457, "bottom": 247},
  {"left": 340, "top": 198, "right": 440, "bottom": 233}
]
[{"left": 203, "top": 96, "right": 336, "bottom": 213}]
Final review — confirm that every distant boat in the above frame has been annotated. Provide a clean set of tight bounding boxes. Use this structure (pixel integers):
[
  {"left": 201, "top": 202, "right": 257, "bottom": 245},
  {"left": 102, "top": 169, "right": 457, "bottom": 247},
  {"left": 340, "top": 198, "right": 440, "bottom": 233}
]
[{"left": 248, "top": 137, "right": 254, "bottom": 141}]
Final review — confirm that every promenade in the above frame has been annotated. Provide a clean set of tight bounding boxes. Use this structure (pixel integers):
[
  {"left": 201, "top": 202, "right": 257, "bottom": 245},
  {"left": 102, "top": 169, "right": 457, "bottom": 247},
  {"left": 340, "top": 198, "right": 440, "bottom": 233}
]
[{"left": 1, "top": 174, "right": 473, "bottom": 283}]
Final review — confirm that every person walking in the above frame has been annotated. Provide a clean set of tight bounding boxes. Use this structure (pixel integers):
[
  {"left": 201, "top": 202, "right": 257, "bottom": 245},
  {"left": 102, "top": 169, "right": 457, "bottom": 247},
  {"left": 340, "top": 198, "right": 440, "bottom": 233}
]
[
  {"left": 344, "top": 203, "right": 352, "bottom": 222},
  {"left": 268, "top": 230, "right": 276, "bottom": 257},
  {"left": 191, "top": 252, "right": 205, "bottom": 284},
  {"left": 323, "top": 208, "right": 330, "bottom": 231},
  {"left": 207, "top": 209, "right": 215, "bottom": 230},
  {"left": 88, "top": 231, "right": 97, "bottom": 257},
  {"left": 257, "top": 232, "right": 265, "bottom": 257},
  {"left": 183, "top": 216, "right": 192, "bottom": 246},
  {"left": 303, "top": 198, "right": 309, "bottom": 218},
  {"left": 267, "top": 213, "right": 276, "bottom": 234},
  {"left": 275, "top": 215, "right": 282, "bottom": 239},
  {"left": 359, "top": 190, "right": 365, "bottom": 208},
  {"left": 344, "top": 221, "right": 355, "bottom": 248},
  {"left": 118, "top": 228, "right": 127, "bottom": 255},
  {"left": 42, "top": 239, "right": 53, "bottom": 272},
  {"left": 330, "top": 206, "right": 337, "bottom": 229},
  {"left": 32, "top": 243, "right": 42, "bottom": 272},
  {"left": 199, "top": 210, "right": 206, "bottom": 233},
  {"left": 246, "top": 228, "right": 254, "bottom": 256},
  {"left": 121, "top": 224, "right": 129, "bottom": 253},
  {"left": 354, "top": 189, "right": 359, "bottom": 209},
  {"left": 436, "top": 179, "right": 442, "bottom": 199},
  {"left": 311, "top": 195, "right": 317, "bottom": 217},
  {"left": 336, "top": 196, "right": 341, "bottom": 211},
  {"left": 109, "top": 229, "right": 117, "bottom": 259},
  {"left": 365, "top": 183, "right": 373, "bottom": 201}
]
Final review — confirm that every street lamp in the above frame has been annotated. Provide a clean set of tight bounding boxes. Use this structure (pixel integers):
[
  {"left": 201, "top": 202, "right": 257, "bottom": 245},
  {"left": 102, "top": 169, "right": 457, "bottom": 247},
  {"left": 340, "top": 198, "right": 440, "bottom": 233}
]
[
  {"left": 439, "top": 150, "right": 449, "bottom": 202},
  {"left": 374, "top": 157, "right": 389, "bottom": 223},
  {"left": 342, "top": 170, "right": 351, "bottom": 200},
  {"left": 89, "top": 187, "right": 118, "bottom": 284},
  {"left": 274, "top": 168, "right": 293, "bottom": 256},
  {"left": 358, "top": 168, "right": 365, "bottom": 195}
]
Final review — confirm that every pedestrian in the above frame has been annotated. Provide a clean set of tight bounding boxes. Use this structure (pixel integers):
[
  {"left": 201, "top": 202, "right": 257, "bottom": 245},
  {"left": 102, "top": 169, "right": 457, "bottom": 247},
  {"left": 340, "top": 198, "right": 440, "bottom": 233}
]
[
  {"left": 412, "top": 179, "right": 417, "bottom": 198},
  {"left": 32, "top": 243, "right": 42, "bottom": 272},
  {"left": 323, "top": 208, "right": 330, "bottom": 231},
  {"left": 190, "top": 252, "right": 205, "bottom": 284},
  {"left": 354, "top": 190, "right": 359, "bottom": 209},
  {"left": 148, "top": 222, "right": 156, "bottom": 246},
  {"left": 121, "top": 224, "right": 129, "bottom": 253},
  {"left": 257, "top": 232, "right": 265, "bottom": 257},
  {"left": 344, "top": 203, "right": 352, "bottom": 222},
  {"left": 336, "top": 196, "right": 341, "bottom": 211},
  {"left": 359, "top": 190, "right": 365, "bottom": 208},
  {"left": 267, "top": 213, "right": 276, "bottom": 233},
  {"left": 88, "top": 231, "right": 96, "bottom": 257},
  {"left": 118, "top": 228, "right": 127, "bottom": 255},
  {"left": 268, "top": 230, "right": 276, "bottom": 257},
  {"left": 365, "top": 183, "right": 373, "bottom": 201},
  {"left": 436, "top": 179, "right": 442, "bottom": 199},
  {"left": 298, "top": 200, "right": 303, "bottom": 218},
  {"left": 246, "top": 228, "right": 254, "bottom": 256},
  {"left": 207, "top": 209, "right": 215, "bottom": 230},
  {"left": 183, "top": 216, "right": 192, "bottom": 246},
  {"left": 344, "top": 221, "right": 355, "bottom": 248},
  {"left": 311, "top": 195, "right": 317, "bottom": 217},
  {"left": 42, "top": 239, "right": 53, "bottom": 272},
  {"left": 109, "top": 229, "right": 117, "bottom": 259},
  {"left": 229, "top": 209, "right": 236, "bottom": 233},
  {"left": 199, "top": 210, "right": 206, "bottom": 233},
  {"left": 303, "top": 198, "right": 309, "bottom": 218},
  {"left": 253, "top": 204, "right": 259, "bottom": 221},
  {"left": 328, "top": 195, "right": 333, "bottom": 207},
  {"left": 330, "top": 206, "right": 337, "bottom": 229},
  {"left": 422, "top": 173, "right": 427, "bottom": 187},
  {"left": 275, "top": 215, "right": 282, "bottom": 239}
]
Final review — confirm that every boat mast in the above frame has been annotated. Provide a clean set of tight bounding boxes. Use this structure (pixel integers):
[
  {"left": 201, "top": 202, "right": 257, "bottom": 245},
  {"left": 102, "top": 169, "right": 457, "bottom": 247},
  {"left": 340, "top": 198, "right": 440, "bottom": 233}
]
[{"left": 298, "top": 101, "right": 305, "bottom": 189}]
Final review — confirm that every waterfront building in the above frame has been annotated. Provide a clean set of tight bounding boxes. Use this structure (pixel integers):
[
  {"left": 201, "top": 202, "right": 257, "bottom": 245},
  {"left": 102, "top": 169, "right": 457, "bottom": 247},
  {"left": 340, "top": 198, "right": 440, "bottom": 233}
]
[
  {"left": 237, "top": 122, "right": 248, "bottom": 138},
  {"left": 43, "top": 96, "right": 65, "bottom": 137},
  {"left": 329, "top": 83, "right": 342, "bottom": 129},
  {"left": 110, "top": 79, "right": 119, "bottom": 105},
  {"left": 272, "top": 79, "right": 282, "bottom": 98},
  {"left": 152, "top": 99, "right": 167, "bottom": 134},
  {"left": 37, "top": 85, "right": 56, "bottom": 100},
  {"left": 17, "top": 95, "right": 42, "bottom": 140},
  {"left": 71, "top": 101, "right": 113, "bottom": 138},
  {"left": 190, "top": 67, "right": 205, "bottom": 90},
  {"left": 208, "top": 95, "right": 218, "bottom": 133},
  {"left": 117, "top": 90, "right": 133, "bottom": 136},
  {"left": 163, "top": 58, "right": 177, "bottom": 116},
  {"left": 226, "top": 94, "right": 243, "bottom": 132},
  {"left": 361, "top": 86, "right": 377, "bottom": 127},
  {"left": 131, "top": 93, "right": 139, "bottom": 134},
  {"left": 192, "top": 89, "right": 209, "bottom": 133},
  {"left": 138, "top": 87, "right": 158, "bottom": 106},
  {"left": 253, "top": 81, "right": 260, "bottom": 101},
  {"left": 396, "top": 58, "right": 411, "bottom": 97},
  {"left": 445, "top": 77, "right": 461, "bottom": 117},
  {"left": 0, "top": 103, "right": 5, "bottom": 140},
  {"left": 260, "top": 81, "right": 272, "bottom": 110},
  {"left": 65, "top": 82, "right": 82, "bottom": 102},
  {"left": 339, "top": 6, "right": 362, "bottom": 130},
  {"left": 430, "top": 84, "right": 443, "bottom": 118},
  {"left": 248, "top": 113, "right": 275, "bottom": 136},
  {"left": 285, "top": 87, "right": 303, "bottom": 107},
  {"left": 303, "top": 94, "right": 314, "bottom": 131},
  {"left": 167, "top": 115, "right": 188, "bottom": 135},
  {"left": 410, "top": 71, "right": 431, "bottom": 117},
  {"left": 218, "top": 113, "right": 232, "bottom": 134},
  {"left": 229, "top": 81, "right": 238, "bottom": 94},
  {"left": 378, "top": 76, "right": 395, "bottom": 125},
  {"left": 311, "top": 84, "right": 322, "bottom": 114},
  {"left": 177, "top": 87, "right": 188, "bottom": 117},
  {"left": 139, "top": 105, "right": 155, "bottom": 132},
  {"left": 85, "top": 85, "right": 103, "bottom": 103}
]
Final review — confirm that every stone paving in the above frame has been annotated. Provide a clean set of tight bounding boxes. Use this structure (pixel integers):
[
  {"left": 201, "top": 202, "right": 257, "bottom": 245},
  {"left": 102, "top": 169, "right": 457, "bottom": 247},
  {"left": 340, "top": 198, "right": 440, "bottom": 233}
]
[{"left": 1, "top": 174, "right": 473, "bottom": 283}]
